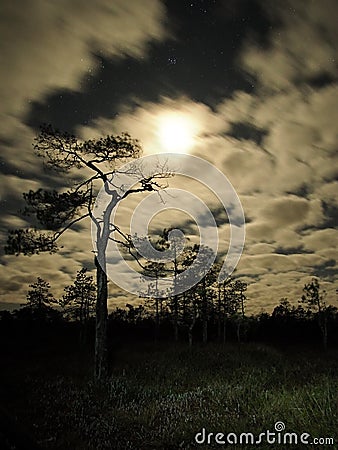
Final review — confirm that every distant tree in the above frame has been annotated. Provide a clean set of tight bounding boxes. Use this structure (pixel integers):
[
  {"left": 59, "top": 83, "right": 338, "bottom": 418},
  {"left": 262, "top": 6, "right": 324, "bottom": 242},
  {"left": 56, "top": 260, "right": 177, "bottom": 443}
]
[
  {"left": 59, "top": 268, "right": 96, "bottom": 343},
  {"left": 216, "top": 277, "right": 238, "bottom": 343},
  {"left": 141, "top": 260, "right": 167, "bottom": 341},
  {"left": 25, "top": 277, "right": 56, "bottom": 322},
  {"left": 163, "top": 229, "right": 183, "bottom": 342},
  {"left": 125, "top": 303, "right": 148, "bottom": 324},
  {"left": 194, "top": 247, "right": 218, "bottom": 344},
  {"left": 300, "top": 278, "right": 329, "bottom": 351},
  {"left": 183, "top": 287, "right": 200, "bottom": 347},
  {"left": 169, "top": 241, "right": 216, "bottom": 344},
  {"left": 137, "top": 231, "right": 249, "bottom": 346},
  {"left": 291, "top": 303, "right": 310, "bottom": 321},
  {"left": 232, "top": 280, "right": 247, "bottom": 344},
  {"left": 5, "top": 125, "right": 170, "bottom": 380},
  {"left": 272, "top": 298, "right": 292, "bottom": 318},
  {"left": 26, "top": 277, "right": 55, "bottom": 309},
  {"left": 108, "top": 307, "right": 128, "bottom": 323},
  {"left": 149, "top": 228, "right": 190, "bottom": 342},
  {"left": 179, "top": 250, "right": 203, "bottom": 347}
]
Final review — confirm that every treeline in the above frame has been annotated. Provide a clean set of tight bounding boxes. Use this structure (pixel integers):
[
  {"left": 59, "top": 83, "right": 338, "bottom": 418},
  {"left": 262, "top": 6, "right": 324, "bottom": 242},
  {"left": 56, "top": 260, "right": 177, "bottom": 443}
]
[
  {"left": 0, "top": 262, "right": 337, "bottom": 350},
  {"left": 108, "top": 284, "right": 338, "bottom": 350},
  {"left": 0, "top": 269, "right": 96, "bottom": 346}
]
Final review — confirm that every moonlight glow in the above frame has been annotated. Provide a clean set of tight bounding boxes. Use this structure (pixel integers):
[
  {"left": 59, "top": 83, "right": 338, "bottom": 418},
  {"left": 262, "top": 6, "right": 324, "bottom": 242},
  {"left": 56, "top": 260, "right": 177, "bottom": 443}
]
[{"left": 158, "top": 114, "right": 196, "bottom": 153}]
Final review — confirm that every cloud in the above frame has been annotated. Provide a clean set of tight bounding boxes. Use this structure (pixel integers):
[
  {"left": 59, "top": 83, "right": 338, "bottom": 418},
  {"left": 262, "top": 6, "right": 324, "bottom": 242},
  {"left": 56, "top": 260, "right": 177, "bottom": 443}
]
[
  {"left": 315, "top": 181, "right": 338, "bottom": 204},
  {"left": 259, "top": 196, "right": 323, "bottom": 228},
  {"left": 0, "top": 0, "right": 168, "bottom": 224},
  {"left": 247, "top": 243, "right": 275, "bottom": 255},
  {"left": 0, "top": 0, "right": 167, "bottom": 129},
  {"left": 78, "top": 96, "right": 227, "bottom": 154},
  {"left": 75, "top": 79, "right": 337, "bottom": 310},
  {"left": 240, "top": 0, "right": 338, "bottom": 91},
  {"left": 0, "top": 0, "right": 169, "bottom": 308},
  {"left": 1, "top": 0, "right": 337, "bottom": 313},
  {"left": 216, "top": 84, "right": 338, "bottom": 195},
  {"left": 1, "top": 253, "right": 74, "bottom": 301},
  {"left": 302, "top": 228, "right": 338, "bottom": 252}
]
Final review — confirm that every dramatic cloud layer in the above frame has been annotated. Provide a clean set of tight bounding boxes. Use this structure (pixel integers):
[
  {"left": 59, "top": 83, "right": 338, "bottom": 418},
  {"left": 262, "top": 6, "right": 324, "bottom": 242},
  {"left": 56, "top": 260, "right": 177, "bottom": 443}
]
[
  {"left": 0, "top": 0, "right": 166, "bottom": 123},
  {"left": 241, "top": 0, "right": 337, "bottom": 90},
  {"left": 0, "top": 0, "right": 167, "bottom": 305},
  {"left": 0, "top": 0, "right": 337, "bottom": 312},
  {"left": 0, "top": 0, "right": 167, "bottom": 179}
]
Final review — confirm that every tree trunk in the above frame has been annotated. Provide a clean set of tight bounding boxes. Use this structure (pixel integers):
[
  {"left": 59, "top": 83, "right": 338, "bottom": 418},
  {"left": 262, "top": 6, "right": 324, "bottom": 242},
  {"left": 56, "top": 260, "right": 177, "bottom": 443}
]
[
  {"left": 202, "top": 319, "right": 208, "bottom": 344},
  {"left": 155, "top": 297, "right": 159, "bottom": 342},
  {"left": 188, "top": 327, "right": 193, "bottom": 347},
  {"left": 319, "top": 314, "right": 328, "bottom": 352},
  {"left": 217, "top": 287, "right": 221, "bottom": 342},
  {"left": 217, "top": 316, "right": 221, "bottom": 342},
  {"left": 322, "top": 327, "right": 328, "bottom": 352},
  {"left": 202, "top": 278, "right": 208, "bottom": 344},
  {"left": 95, "top": 256, "right": 108, "bottom": 380},
  {"left": 188, "top": 309, "right": 198, "bottom": 347},
  {"left": 173, "top": 295, "right": 179, "bottom": 342},
  {"left": 173, "top": 251, "right": 179, "bottom": 342},
  {"left": 174, "top": 318, "right": 179, "bottom": 342},
  {"left": 236, "top": 320, "right": 241, "bottom": 344},
  {"left": 223, "top": 316, "right": 227, "bottom": 344}
]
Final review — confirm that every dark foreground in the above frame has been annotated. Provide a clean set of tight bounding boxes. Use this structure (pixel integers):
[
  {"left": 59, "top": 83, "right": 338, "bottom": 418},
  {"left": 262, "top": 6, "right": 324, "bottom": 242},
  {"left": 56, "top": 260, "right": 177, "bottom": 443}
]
[{"left": 1, "top": 339, "right": 337, "bottom": 449}]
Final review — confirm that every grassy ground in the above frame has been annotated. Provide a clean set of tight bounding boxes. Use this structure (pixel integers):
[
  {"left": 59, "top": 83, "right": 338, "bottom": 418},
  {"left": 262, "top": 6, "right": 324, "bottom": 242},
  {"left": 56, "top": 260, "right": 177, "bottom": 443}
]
[{"left": 1, "top": 341, "right": 337, "bottom": 449}]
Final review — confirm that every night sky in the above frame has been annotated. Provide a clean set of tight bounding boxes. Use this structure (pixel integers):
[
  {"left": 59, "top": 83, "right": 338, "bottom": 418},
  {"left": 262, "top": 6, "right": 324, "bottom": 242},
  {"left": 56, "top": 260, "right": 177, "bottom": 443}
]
[{"left": 1, "top": 0, "right": 337, "bottom": 312}]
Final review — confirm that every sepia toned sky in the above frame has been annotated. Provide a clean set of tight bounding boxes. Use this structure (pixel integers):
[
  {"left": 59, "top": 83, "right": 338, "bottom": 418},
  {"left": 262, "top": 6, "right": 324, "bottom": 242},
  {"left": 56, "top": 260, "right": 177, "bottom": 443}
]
[{"left": 0, "top": 0, "right": 337, "bottom": 313}]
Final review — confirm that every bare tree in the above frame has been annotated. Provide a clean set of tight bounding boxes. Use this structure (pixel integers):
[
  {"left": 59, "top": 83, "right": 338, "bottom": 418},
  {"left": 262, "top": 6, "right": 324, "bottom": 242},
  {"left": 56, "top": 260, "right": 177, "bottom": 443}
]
[{"left": 5, "top": 125, "right": 170, "bottom": 379}]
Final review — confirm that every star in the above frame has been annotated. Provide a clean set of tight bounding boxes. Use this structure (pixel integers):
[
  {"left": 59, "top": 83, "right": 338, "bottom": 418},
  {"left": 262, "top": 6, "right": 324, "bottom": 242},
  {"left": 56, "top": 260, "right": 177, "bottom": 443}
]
[{"left": 167, "top": 56, "right": 177, "bottom": 65}]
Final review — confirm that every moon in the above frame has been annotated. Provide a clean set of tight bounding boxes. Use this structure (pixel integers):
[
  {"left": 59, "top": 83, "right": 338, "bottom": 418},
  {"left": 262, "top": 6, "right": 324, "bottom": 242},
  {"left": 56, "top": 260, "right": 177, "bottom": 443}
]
[{"left": 158, "top": 114, "right": 196, "bottom": 153}]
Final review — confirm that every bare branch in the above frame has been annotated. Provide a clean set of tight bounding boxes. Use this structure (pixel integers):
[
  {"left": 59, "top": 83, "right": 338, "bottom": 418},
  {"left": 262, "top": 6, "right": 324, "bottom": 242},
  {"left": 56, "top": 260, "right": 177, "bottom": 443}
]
[{"left": 53, "top": 212, "right": 90, "bottom": 241}]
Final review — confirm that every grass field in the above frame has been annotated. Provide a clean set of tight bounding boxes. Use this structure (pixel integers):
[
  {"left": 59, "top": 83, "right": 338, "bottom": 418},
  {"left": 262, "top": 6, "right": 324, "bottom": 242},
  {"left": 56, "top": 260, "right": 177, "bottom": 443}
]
[{"left": 1, "top": 341, "right": 337, "bottom": 449}]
